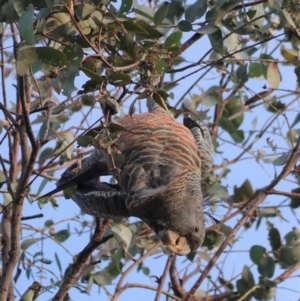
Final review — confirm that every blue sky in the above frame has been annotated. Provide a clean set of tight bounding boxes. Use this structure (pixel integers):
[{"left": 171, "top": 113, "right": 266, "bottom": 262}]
[{"left": 1, "top": 1, "right": 300, "bottom": 300}]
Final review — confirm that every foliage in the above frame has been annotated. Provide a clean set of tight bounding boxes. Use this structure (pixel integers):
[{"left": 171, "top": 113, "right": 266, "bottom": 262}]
[{"left": 0, "top": 0, "right": 300, "bottom": 301}]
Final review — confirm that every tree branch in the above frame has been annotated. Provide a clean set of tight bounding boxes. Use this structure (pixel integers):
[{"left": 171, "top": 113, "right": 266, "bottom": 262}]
[
  {"left": 154, "top": 254, "right": 174, "bottom": 301},
  {"left": 52, "top": 219, "right": 112, "bottom": 301},
  {"left": 183, "top": 137, "right": 300, "bottom": 301},
  {"left": 111, "top": 242, "right": 160, "bottom": 301}
]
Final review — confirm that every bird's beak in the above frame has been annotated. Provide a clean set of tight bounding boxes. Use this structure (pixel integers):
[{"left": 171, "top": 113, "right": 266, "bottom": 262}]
[{"left": 158, "top": 230, "right": 191, "bottom": 256}]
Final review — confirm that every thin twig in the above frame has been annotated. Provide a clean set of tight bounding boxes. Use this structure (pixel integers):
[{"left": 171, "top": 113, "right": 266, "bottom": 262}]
[
  {"left": 0, "top": 103, "right": 17, "bottom": 126},
  {"left": 154, "top": 254, "right": 174, "bottom": 301},
  {"left": 0, "top": 69, "right": 40, "bottom": 301},
  {"left": 183, "top": 137, "right": 300, "bottom": 301},
  {"left": 265, "top": 189, "right": 300, "bottom": 199},
  {"left": 0, "top": 155, "right": 14, "bottom": 199},
  {"left": 52, "top": 219, "right": 112, "bottom": 301},
  {"left": 111, "top": 242, "right": 160, "bottom": 301},
  {"left": 21, "top": 214, "right": 44, "bottom": 221},
  {"left": 115, "top": 283, "right": 181, "bottom": 301},
  {"left": 274, "top": 262, "right": 300, "bottom": 284}
]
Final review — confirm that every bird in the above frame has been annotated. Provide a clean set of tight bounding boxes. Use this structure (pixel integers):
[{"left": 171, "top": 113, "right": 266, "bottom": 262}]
[{"left": 40, "top": 98, "right": 213, "bottom": 255}]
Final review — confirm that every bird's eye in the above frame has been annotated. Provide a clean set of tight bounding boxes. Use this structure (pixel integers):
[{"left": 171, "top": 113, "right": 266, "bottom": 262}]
[{"left": 194, "top": 226, "right": 199, "bottom": 233}]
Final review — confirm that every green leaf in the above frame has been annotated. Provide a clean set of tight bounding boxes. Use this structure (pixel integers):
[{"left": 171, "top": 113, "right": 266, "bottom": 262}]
[
  {"left": 63, "top": 185, "right": 77, "bottom": 200},
  {"left": 17, "top": 44, "right": 39, "bottom": 76},
  {"left": 278, "top": 246, "right": 300, "bottom": 268},
  {"left": 0, "top": 171, "right": 6, "bottom": 183},
  {"left": 236, "top": 279, "right": 253, "bottom": 301},
  {"left": 93, "top": 271, "right": 113, "bottom": 286},
  {"left": 177, "top": 20, "right": 192, "bottom": 32},
  {"left": 13, "top": 0, "right": 31, "bottom": 16},
  {"left": 185, "top": 0, "right": 207, "bottom": 23},
  {"left": 214, "top": 0, "right": 241, "bottom": 24},
  {"left": 118, "top": 0, "right": 132, "bottom": 15},
  {"left": 40, "top": 258, "right": 52, "bottom": 264},
  {"left": 202, "top": 229, "right": 224, "bottom": 250},
  {"left": 236, "top": 65, "right": 248, "bottom": 87},
  {"left": 265, "top": 99, "right": 285, "bottom": 113},
  {"left": 281, "top": 9, "right": 297, "bottom": 29},
  {"left": 110, "top": 223, "right": 133, "bottom": 251},
  {"left": 17, "top": 45, "right": 68, "bottom": 76},
  {"left": 55, "top": 252, "right": 62, "bottom": 273},
  {"left": 256, "top": 207, "right": 280, "bottom": 218},
  {"left": 57, "top": 132, "right": 75, "bottom": 159},
  {"left": 154, "top": 2, "right": 169, "bottom": 26},
  {"left": 164, "top": 31, "right": 182, "bottom": 51},
  {"left": 54, "top": 230, "right": 70, "bottom": 242},
  {"left": 290, "top": 187, "right": 300, "bottom": 209},
  {"left": 81, "top": 57, "right": 97, "bottom": 72},
  {"left": 44, "top": 220, "right": 54, "bottom": 227},
  {"left": 255, "top": 284, "right": 276, "bottom": 301},
  {"left": 291, "top": 112, "right": 300, "bottom": 128},
  {"left": 284, "top": 229, "right": 300, "bottom": 246},
  {"left": 223, "top": 96, "right": 244, "bottom": 128},
  {"left": 242, "top": 265, "right": 255, "bottom": 288},
  {"left": 232, "top": 179, "right": 254, "bottom": 203},
  {"left": 19, "top": 4, "right": 35, "bottom": 45},
  {"left": 37, "top": 120, "right": 60, "bottom": 141},
  {"left": 142, "top": 267, "right": 150, "bottom": 275},
  {"left": 166, "top": 0, "right": 184, "bottom": 23},
  {"left": 21, "top": 238, "right": 39, "bottom": 250},
  {"left": 201, "top": 92, "right": 219, "bottom": 106},
  {"left": 78, "top": 67, "right": 106, "bottom": 83},
  {"left": 155, "top": 59, "right": 169, "bottom": 74},
  {"left": 272, "top": 153, "right": 290, "bottom": 166},
  {"left": 123, "top": 20, "right": 162, "bottom": 39},
  {"left": 249, "top": 62, "right": 264, "bottom": 78},
  {"left": 207, "top": 184, "right": 229, "bottom": 201},
  {"left": 107, "top": 122, "right": 134, "bottom": 134},
  {"left": 208, "top": 28, "right": 223, "bottom": 54},
  {"left": 38, "top": 148, "right": 54, "bottom": 168},
  {"left": 186, "top": 251, "right": 197, "bottom": 262},
  {"left": 77, "top": 135, "right": 95, "bottom": 147},
  {"left": 197, "top": 25, "right": 219, "bottom": 34},
  {"left": 36, "top": 178, "right": 49, "bottom": 197},
  {"left": 81, "top": 95, "right": 94, "bottom": 106},
  {"left": 295, "top": 66, "right": 300, "bottom": 87},
  {"left": 63, "top": 44, "right": 83, "bottom": 66},
  {"left": 231, "top": 130, "right": 244, "bottom": 143},
  {"left": 52, "top": 66, "right": 79, "bottom": 97},
  {"left": 133, "top": 6, "right": 154, "bottom": 22},
  {"left": 93, "top": 261, "right": 123, "bottom": 286},
  {"left": 250, "top": 245, "right": 266, "bottom": 265},
  {"left": 220, "top": 224, "right": 232, "bottom": 236},
  {"left": 257, "top": 256, "right": 275, "bottom": 278},
  {"left": 108, "top": 72, "right": 131, "bottom": 86}
]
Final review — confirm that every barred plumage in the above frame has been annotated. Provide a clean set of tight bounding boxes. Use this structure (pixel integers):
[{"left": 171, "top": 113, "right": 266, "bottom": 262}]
[{"left": 41, "top": 98, "right": 213, "bottom": 255}]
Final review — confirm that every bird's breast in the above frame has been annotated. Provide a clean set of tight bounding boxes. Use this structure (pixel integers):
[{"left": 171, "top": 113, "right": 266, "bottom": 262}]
[{"left": 111, "top": 112, "right": 202, "bottom": 192}]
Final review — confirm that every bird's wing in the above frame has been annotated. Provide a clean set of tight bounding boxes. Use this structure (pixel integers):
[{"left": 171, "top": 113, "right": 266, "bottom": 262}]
[
  {"left": 38, "top": 149, "right": 110, "bottom": 199},
  {"left": 183, "top": 117, "right": 213, "bottom": 179},
  {"left": 72, "top": 179, "right": 129, "bottom": 219}
]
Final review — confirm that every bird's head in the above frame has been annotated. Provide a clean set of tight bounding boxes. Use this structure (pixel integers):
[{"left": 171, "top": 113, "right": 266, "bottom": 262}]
[
  {"left": 136, "top": 171, "right": 205, "bottom": 256},
  {"left": 157, "top": 184, "right": 205, "bottom": 256}
]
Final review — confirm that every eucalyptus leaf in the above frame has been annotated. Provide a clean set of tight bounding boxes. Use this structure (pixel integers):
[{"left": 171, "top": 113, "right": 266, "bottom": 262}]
[
  {"left": 110, "top": 224, "right": 132, "bottom": 251},
  {"left": 154, "top": 2, "right": 169, "bottom": 26},
  {"left": 185, "top": 0, "right": 207, "bottom": 23},
  {"left": 118, "top": 0, "right": 132, "bottom": 15},
  {"left": 19, "top": 4, "right": 35, "bottom": 45},
  {"left": 54, "top": 230, "right": 70, "bottom": 242}
]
